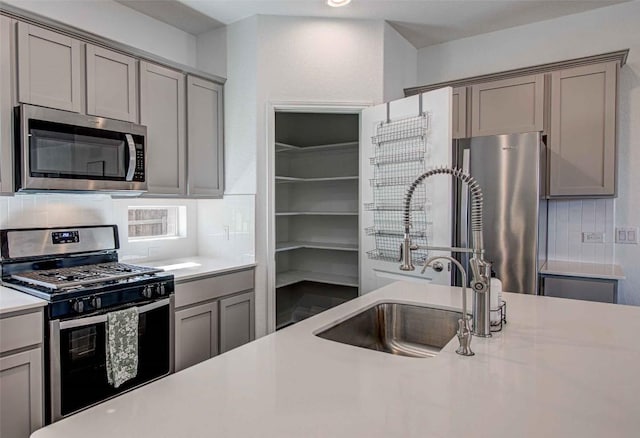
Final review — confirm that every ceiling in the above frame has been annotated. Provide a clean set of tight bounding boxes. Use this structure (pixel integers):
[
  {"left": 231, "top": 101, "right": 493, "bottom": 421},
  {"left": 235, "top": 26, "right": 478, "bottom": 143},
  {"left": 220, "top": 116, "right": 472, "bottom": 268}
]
[{"left": 118, "top": 0, "right": 627, "bottom": 48}]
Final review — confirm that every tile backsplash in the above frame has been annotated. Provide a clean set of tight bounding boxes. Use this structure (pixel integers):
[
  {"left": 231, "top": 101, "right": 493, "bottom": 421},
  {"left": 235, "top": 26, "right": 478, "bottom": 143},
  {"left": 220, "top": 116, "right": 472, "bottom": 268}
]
[
  {"left": 0, "top": 193, "right": 255, "bottom": 264},
  {"left": 0, "top": 193, "right": 115, "bottom": 229},
  {"left": 196, "top": 194, "right": 255, "bottom": 264},
  {"left": 547, "top": 199, "right": 615, "bottom": 264}
]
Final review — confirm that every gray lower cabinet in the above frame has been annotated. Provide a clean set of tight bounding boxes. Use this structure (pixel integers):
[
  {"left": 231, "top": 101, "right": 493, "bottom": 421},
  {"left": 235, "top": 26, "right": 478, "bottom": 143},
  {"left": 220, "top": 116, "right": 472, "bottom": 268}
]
[
  {"left": 0, "top": 15, "right": 15, "bottom": 193},
  {"left": 0, "top": 348, "right": 43, "bottom": 438},
  {"left": 219, "top": 291, "right": 255, "bottom": 354},
  {"left": 541, "top": 275, "right": 617, "bottom": 304},
  {"left": 0, "top": 308, "right": 44, "bottom": 438},
  {"left": 17, "top": 22, "right": 82, "bottom": 113},
  {"left": 470, "top": 74, "right": 544, "bottom": 137},
  {"left": 187, "top": 75, "right": 224, "bottom": 198},
  {"left": 173, "top": 268, "right": 255, "bottom": 371},
  {"left": 140, "top": 62, "right": 186, "bottom": 195},
  {"left": 548, "top": 61, "right": 617, "bottom": 197},
  {"left": 86, "top": 44, "right": 138, "bottom": 122},
  {"left": 175, "top": 301, "right": 219, "bottom": 372},
  {"left": 452, "top": 87, "right": 467, "bottom": 139}
]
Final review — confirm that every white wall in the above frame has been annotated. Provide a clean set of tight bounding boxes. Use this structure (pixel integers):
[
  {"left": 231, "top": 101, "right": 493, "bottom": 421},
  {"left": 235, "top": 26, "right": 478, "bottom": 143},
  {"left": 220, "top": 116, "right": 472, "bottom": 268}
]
[
  {"left": 196, "top": 26, "right": 227, "bottom": 78},
  {"left": 416, "top": 1, "right": 640, "bottom": 305},
  {"left": 224, "top": 16, "right": 259, "bottom": 196},
  {"left": 3, "top": 0, "right": 197, "bottom": 66},
  {"left": 383, "top": 22, "right": 417, "bottom": 102},
  {"left": 224, "top": 15, "right": 387, "bottom": 337}
]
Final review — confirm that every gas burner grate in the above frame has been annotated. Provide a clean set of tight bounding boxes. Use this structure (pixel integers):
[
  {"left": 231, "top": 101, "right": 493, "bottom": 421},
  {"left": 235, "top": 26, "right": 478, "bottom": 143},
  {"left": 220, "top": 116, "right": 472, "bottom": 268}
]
[{"left": 11, "top": 262, "right": 162, "bottom": 290}]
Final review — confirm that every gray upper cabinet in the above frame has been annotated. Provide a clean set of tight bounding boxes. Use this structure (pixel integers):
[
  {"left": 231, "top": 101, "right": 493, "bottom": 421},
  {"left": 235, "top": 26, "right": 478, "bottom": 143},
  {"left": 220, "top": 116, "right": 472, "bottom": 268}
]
[
  {"left": 1, "top": 16, "right": 15, "bottom": 193},
  {"left": 219, "top": 291, "right": 255, "bottom": 354},
  {"left": 86, "top": 44, "right": 138, "bottom": 122},
  {"left": 17, "top": 22, "right": 81, "bottom": 113},
  {"left": 471, "top": 74, "right": 544, "bottom": 137},
  {"left": 140, "top": 62, "right": 186, "bottom": 195},
  {"left": 548, "top": 62, "right": 617, "bottom": 197},
  {"left": 187, "top": 75, "right": 224, "bottom": 198},
  {"left": 452, "top": 87, "right": 467, "bottom": 139}
]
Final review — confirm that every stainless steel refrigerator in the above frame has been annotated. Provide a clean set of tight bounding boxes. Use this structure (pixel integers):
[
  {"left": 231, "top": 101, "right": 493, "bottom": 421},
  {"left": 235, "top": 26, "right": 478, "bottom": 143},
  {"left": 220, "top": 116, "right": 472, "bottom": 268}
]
[{"left": 452, "top": 132, "right": 547, "bottom": 294}]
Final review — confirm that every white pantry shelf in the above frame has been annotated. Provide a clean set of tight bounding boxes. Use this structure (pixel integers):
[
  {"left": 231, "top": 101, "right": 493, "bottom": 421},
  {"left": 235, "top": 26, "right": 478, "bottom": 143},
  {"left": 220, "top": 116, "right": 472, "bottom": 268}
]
[
  {"left": 275, "top": 211, "right": 358, "bottom": 216},
  {"left": 275, "top": 176, "right": 359, "bottom": 183},
  {"left": 276, "top": 241, "right": 358, "bottom": 252},
  {"left": 276, "top": 270, "right": 359, "bottom": 289},
  {"left": 275, "top": 141, "right": 359, "bottom": 153}
]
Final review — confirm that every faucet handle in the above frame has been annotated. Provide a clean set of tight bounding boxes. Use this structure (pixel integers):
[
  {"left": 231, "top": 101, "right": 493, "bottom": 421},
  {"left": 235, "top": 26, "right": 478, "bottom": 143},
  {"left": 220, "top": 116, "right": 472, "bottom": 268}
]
[{"left": 455, "top": 317, "right": 474, "bottom": 356}]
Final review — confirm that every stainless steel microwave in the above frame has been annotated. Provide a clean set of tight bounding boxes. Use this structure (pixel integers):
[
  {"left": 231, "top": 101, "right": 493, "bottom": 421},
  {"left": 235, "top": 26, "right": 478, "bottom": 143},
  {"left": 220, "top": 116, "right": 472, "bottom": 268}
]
[{"left": 15, "top": 104, "right": 147, "bottom": 194}]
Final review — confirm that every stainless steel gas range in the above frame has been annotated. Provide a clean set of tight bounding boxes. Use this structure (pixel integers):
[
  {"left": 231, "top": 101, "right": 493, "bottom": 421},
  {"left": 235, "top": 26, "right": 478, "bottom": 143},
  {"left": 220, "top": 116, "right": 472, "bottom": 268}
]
[{"left": 0, "top": 225, "right": 174, "bottom": 423}]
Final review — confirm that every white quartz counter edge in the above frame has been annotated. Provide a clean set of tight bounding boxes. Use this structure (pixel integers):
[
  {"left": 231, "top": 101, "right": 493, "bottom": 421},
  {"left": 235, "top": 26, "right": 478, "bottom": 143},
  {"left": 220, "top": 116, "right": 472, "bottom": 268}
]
[
  {"left": 31, "top": 282, "right": 640, "bottom": 438},
  {"left": 540, "top": 259, "right": 625, "bottom": 280},
  {"left": 0, "top": 285, "right": 47, "bottom": 315},
  {"left": 138, "top": 256, "right": 255, "bottom": 283}
]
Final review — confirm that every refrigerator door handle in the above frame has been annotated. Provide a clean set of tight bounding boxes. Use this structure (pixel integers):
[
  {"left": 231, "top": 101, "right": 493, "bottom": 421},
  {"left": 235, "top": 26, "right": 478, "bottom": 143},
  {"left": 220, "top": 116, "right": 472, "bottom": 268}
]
[{"left": 460, "top": 148, "right": 471, "bottom": 282}]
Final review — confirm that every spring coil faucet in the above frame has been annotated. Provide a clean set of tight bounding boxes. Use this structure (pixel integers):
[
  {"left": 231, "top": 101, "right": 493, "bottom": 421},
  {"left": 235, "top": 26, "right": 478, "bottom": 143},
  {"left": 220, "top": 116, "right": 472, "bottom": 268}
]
[{"left": 400, "top": 166, "right": 492, "bottom": 340}]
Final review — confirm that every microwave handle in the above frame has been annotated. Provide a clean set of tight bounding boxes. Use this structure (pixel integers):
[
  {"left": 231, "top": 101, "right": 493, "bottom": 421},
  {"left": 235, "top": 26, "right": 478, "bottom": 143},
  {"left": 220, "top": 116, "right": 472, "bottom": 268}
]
[
  {"left": 58, "top": 298, "right": 170, "bottom": 330},
  {"left": 125, "top": 134, "right": 136, "bottom": 182}
]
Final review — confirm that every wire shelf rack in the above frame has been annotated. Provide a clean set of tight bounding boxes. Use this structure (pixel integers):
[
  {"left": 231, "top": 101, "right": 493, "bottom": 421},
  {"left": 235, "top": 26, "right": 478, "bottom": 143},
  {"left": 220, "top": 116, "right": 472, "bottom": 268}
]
[
  {"left": 371, "top": 114, "right": 430, "bottom": 145},
  {"left": 365, "top": 222, "right": 432, "bottom": 238},
  {"left": 369, "top": 150, "right": 428, "bottom": 165},
  {"left": 367, "top": 112, "right": 434, "bottom": 264}
]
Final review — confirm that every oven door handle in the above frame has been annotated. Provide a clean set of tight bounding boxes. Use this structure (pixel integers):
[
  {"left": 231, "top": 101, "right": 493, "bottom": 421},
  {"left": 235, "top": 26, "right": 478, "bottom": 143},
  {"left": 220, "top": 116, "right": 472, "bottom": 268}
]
[
  {"left": 59, "top": 298, "right": 170, "bottom": 330},
  {"left": 125, "top": 133, "right": 136, "bottom": 182}
]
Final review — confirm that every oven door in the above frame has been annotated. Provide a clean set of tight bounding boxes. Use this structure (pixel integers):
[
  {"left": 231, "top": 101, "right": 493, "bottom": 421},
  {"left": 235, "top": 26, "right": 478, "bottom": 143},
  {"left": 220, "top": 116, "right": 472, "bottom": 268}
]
[
  {"left": 49, "top": 297, "right": 174, "bottom": 422},
  {"left": 17, "top": 104, "right": 147, "bottom": 193}
]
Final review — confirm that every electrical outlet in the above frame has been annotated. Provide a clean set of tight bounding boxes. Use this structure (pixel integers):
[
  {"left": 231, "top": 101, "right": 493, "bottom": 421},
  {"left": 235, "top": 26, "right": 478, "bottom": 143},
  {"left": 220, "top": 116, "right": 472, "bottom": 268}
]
[
  {"left": 616, "top": 227, "right": 639, "bottom": 244},
  {"left": 223, "top": 225, "right": 230, "bottom": 240},
  {"left": 582, "top": 232, "right": 604, "bottom": 243}
]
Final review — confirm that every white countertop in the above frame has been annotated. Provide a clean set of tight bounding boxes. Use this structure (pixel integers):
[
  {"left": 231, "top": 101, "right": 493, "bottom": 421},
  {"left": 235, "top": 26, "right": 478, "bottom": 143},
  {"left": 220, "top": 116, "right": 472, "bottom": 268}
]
[
  {"left": 540, "top": 260, "right": 625, "bottom": 280},
  {"left": 139, "top": 256, "right": 256, "bottom": 283},
  {"left": 32, "top": 281, "right": 640, "bottom": 438},
  {"left": 0, "top": 285, "right": 47, "bottom": 315}
]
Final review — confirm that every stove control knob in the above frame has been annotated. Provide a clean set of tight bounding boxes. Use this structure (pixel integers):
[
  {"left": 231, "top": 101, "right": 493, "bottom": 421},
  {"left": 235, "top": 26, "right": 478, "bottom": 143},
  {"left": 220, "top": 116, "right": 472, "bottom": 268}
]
[
  {"left": 72, "top": 299, "right": 85, "bottom": 314},
  {"left": 158, "top": 284, "right": 166, "bottom": 296},
  {"left": 91, "top": 296, "right": 102, "bottom": 309},
  {"left": 142, "top": 285, "right": 153, "bottom": 299}
]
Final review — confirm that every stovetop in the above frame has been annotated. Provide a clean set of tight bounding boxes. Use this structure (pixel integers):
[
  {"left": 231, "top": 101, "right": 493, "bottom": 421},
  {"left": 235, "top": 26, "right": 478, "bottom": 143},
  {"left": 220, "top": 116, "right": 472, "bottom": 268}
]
[{"left": 11, "top": 262, "right": 162, "bottom": 290}]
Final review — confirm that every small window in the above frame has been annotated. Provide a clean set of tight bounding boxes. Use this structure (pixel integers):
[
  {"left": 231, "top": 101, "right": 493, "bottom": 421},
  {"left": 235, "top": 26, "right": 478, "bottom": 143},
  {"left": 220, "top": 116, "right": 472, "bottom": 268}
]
[{"left": 128, "top": 206, "right": 185, "bottom": 241}]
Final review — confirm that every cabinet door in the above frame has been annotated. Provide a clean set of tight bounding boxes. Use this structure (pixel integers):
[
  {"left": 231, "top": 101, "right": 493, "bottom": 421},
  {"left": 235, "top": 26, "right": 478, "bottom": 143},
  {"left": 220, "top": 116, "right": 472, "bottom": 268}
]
[
  {"left": 17, "top": 22, "right": 81, "bottom": 112},
  {"left": 86, "top": 44, "right": 138, "bottom": 122},
  {"left": 219, "top": 291, "right": 255, "bottom": 354},
  {"left": 140, "top": 62, "right": 186, "bottom": 195},
  {"left": 175, "top": 301, "right": 219, "bottom": 371},
  {"left": 187, "top": 76, "right": 224, "bottom": 198},
  {"left": 548, "top": 62, "right": 617, "bottom": 197},
  {"left": 0, "top": 16, "right": 15, "bottom": 193},
  {"left": 542, "top": 276, "right": 617, "bottom": 303},
  {"left": 0, "top": 348, "right": 43, "bottom": 438},
  {"left": 452, "top": 87, "right": 467, "bottom": 139},
  {"left": 471, "top": 74, "right": 544, "bottom": 136}
]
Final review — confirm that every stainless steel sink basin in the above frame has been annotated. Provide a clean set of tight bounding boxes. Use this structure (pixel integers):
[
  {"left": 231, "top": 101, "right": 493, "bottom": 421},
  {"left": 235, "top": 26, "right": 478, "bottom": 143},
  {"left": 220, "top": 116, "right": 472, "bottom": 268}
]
[{"left": 316, "top": 302, "right": 461, "bottom": 358}]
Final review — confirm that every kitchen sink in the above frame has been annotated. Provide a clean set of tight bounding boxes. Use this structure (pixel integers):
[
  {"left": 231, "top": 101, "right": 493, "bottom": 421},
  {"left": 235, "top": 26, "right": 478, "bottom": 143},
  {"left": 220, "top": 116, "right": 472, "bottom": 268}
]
[{"left": 316, "top": 302, "right": 461, "bottom": 358}]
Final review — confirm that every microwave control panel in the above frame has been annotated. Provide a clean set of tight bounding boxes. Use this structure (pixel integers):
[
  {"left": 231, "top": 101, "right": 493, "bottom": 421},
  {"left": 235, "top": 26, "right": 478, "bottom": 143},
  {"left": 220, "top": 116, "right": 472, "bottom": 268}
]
[{"left": 133, "top": 143, "right": 145, "bottom": 182}]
